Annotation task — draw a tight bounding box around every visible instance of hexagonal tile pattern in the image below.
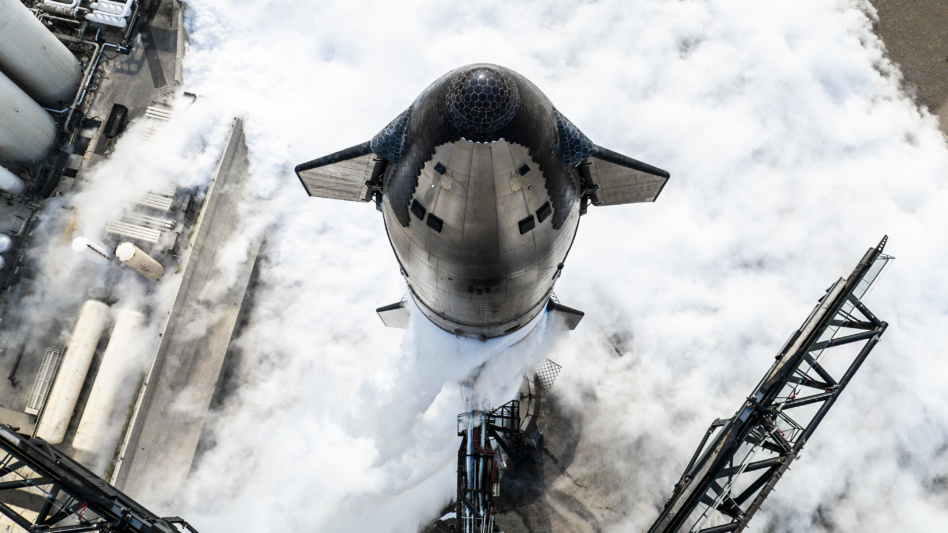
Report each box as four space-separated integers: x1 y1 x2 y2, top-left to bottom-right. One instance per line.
447 67 519 134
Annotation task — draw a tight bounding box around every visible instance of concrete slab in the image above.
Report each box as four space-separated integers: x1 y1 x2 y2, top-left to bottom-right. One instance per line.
109 118 261 506
83 0 182 167
870 0 948 134
0 407 33 435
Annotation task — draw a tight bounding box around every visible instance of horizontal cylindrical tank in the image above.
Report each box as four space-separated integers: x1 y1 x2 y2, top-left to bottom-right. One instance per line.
73 308 144 457
36 300 110 444
0 71 56 164
85 12 127 28
0 0 82 106
90 0 132 17
72 236 112 265
0 166 26 196
0 234 11 253
115 242 163 280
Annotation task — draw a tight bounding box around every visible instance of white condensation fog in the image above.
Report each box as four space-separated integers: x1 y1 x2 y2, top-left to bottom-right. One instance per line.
164 0 948 531
11 103 231 386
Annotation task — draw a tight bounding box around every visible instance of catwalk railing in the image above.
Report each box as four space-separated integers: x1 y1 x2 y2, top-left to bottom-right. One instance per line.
0 425 197 532
647 236 892 533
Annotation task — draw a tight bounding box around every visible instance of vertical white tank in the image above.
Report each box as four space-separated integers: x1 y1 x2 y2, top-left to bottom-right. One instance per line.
72 236 112 266
0 0 81 106
115 242 164 280
0 234 11 253
0 71 56 163
36 300 110 444
0 165 25 195
72 308 144 458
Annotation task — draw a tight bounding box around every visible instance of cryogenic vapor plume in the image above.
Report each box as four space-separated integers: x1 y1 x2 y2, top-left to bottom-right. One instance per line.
7 101 233 363
148 0 948 531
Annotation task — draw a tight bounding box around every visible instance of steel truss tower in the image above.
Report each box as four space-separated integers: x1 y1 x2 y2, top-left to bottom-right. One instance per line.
0 425 198 532
647 237 892 533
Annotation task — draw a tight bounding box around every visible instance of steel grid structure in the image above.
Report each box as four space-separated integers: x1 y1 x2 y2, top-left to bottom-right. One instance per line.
456 400 538 533
526 359 562 393
647 237 892 533
0 425 197 533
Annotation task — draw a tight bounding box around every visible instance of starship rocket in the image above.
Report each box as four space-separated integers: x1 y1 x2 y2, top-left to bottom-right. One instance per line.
297 64 669 339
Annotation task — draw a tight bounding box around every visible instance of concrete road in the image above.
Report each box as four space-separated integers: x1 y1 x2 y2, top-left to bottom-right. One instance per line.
870 0 948 132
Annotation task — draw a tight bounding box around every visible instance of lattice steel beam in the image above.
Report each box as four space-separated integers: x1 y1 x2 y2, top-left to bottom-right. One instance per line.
0 426 198 533
648 237 892 533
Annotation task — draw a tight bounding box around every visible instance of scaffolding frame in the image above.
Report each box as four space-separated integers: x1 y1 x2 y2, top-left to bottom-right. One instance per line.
647 237 892 533
0 425 197 533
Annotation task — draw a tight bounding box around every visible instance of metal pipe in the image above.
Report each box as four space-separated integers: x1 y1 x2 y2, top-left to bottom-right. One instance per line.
782 391 834 409
471 429 495 456
463 412 474 532
0 498 32 530
474 439 481 516
733 466 778 505
683 423 720 483
802 354 837 387
819 329 879 350
41 27 101 119
717 457 782 479
0 478 50 491
698 523 740 533
855 300 883 327
478 412 486 512
36 12 83 25
43 0 80 9
87 0 138 30
115 1 140 52
35 485 60 526
465 414 474 491
796 329 885 451
90 0 133 16
61 40 102 131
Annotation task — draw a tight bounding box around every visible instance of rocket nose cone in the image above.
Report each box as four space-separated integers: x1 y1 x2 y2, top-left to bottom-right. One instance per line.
447 66 519 135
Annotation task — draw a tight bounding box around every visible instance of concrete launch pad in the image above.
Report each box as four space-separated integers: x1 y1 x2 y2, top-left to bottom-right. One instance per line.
870 0 948 134
0 1 943 532
110 119 259 504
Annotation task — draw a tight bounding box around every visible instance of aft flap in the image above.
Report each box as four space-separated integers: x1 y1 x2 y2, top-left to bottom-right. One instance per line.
584 145 670 206
377 300 410 329
546 299 584 330
295 141 382 202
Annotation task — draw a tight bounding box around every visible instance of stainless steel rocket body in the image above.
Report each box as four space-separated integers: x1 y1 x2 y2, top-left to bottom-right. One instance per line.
296 64 669 338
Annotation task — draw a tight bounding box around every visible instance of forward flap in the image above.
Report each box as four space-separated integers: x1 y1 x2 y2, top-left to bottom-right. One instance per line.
296 141 382 202
583 145 670 206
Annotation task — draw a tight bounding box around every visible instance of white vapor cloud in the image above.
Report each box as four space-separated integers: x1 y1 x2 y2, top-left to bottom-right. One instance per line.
3 100 230 391
88 0 948 531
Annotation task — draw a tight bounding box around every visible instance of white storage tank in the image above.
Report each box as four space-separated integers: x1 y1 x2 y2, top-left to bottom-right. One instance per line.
36 300 110 444
72 236 112 266
0 71 56 163
0 165 26 196
72 308 144 459
0 0 82 106
115 242 164 280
